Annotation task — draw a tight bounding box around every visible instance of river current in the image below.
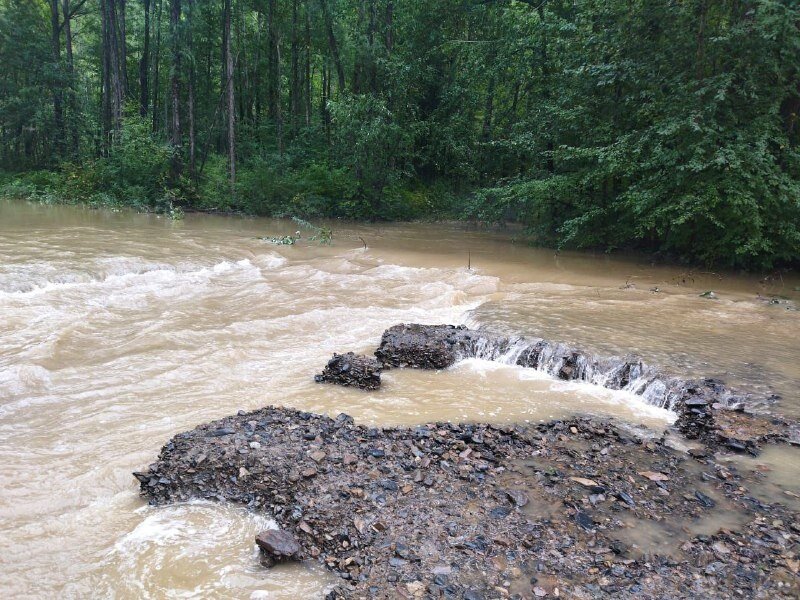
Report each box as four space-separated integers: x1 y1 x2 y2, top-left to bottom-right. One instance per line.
1 199 798 598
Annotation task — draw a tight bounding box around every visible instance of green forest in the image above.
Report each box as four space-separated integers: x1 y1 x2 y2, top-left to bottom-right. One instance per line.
1 0 798 268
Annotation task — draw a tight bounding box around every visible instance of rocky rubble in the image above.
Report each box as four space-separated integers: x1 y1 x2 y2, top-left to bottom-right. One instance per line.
315 352 382 390
374 324 491 370
136 406 800 599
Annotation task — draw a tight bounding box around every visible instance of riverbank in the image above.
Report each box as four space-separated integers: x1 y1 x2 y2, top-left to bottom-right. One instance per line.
5 170 800 273
0 167 461 224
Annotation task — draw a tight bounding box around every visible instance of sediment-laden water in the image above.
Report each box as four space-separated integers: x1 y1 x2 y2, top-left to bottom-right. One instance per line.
1 199 798 598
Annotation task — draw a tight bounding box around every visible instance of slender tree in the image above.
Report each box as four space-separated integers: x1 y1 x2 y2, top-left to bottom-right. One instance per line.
223 0 236 189
48 0 64 157
139 0 150 116
168 0 181 180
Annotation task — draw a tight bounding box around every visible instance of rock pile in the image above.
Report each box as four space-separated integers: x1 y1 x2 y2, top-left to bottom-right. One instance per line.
136 406 800 599
315 352 382 390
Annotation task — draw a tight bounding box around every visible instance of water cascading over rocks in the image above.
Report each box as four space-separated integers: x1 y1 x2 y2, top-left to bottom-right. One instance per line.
330 324 786 452
375 324 727 410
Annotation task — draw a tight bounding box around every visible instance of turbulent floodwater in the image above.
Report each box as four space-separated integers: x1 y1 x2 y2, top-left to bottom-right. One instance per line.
1 199 799 598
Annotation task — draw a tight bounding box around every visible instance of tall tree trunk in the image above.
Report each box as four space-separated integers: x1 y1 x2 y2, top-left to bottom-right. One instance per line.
187 0 196 178
319 0 345 93
235 0 249 122
352 1 364 93
152 0 163 132
107 0 125 124
139 0 150 116
100 0 112 149
169 0 181 181
267 0 277 120
224 0 236 190
119 0 128 96
49 0 64 158
275 34 283 155
220 0 228 152
305 4 312 127
695 0 707 81
62 0 78 155
290 0 299 132
367 0 376 92
254 9 263 124
385 1 393 53
101 0 124 143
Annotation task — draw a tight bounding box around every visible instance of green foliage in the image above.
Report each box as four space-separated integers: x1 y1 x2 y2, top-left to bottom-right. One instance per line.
292 216 332 244
0 0 798 268
259 234 298 245
329 95 415 212
466 0 800 269
234 157 361 218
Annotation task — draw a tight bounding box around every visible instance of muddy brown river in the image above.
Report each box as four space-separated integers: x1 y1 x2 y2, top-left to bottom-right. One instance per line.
1 199 799 598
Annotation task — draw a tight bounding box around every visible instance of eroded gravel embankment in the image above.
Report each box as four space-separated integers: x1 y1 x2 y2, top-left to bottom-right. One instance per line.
136 324 799 599
137 406 799 599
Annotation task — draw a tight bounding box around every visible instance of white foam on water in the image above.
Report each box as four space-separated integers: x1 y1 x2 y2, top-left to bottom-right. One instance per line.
101 502 333 599
0 256 265 298
452 358 675 423
0 364 52 400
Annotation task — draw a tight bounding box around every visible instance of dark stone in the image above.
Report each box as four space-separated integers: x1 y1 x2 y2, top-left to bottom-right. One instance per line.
255 529 302 566
315 352 382 390
688 447 708 459
610 540 628 555
209 427 236 436
375 324 496 370
684 398 709 408
505 489 529 507
575 511 595 530
726 440 748 453
694 491 716 508
615 491 636 507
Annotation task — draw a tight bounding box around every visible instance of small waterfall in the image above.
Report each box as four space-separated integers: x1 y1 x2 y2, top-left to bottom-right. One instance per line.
378 324 770 415
455 331 680 410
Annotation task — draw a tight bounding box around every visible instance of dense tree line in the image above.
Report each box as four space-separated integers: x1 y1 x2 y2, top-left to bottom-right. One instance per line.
0 0 798 267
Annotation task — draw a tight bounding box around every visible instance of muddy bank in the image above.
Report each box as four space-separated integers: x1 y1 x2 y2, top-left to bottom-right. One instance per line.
136 406 800 599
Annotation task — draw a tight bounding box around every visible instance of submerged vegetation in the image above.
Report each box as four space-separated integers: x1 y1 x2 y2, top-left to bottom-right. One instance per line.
0 0 798 268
